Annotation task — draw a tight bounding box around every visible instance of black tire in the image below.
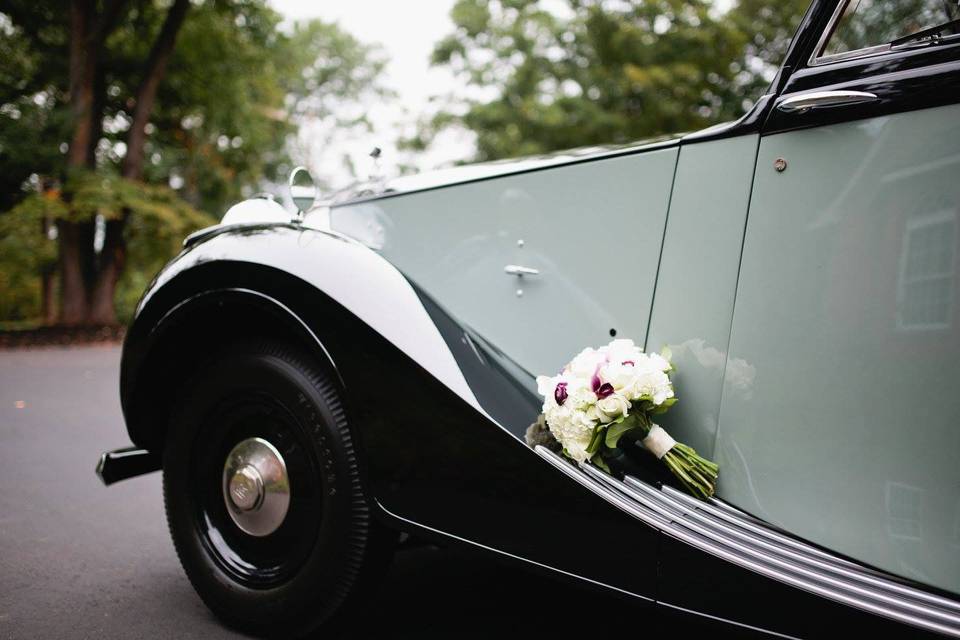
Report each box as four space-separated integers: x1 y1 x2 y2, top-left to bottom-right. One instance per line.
163 341 395 638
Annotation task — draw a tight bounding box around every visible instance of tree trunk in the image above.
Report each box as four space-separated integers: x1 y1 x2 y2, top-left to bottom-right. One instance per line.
59 0 100 324
84 0 191 325
56 220 95 325
40 215 56 323
67 0 98 170
87 220 124 325
122 0 190 180
58 0 187 326
41 269 57 324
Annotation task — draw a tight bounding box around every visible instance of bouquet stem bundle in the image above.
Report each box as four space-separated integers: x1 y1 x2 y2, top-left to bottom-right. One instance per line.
659 442 719 500
600 413 718 499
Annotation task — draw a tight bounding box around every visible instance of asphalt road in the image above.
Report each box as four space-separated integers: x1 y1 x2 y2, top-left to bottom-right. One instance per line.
0 345 742 639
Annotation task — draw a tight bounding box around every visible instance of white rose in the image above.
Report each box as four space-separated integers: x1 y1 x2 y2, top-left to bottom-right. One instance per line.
565 347 606 378
647 352 672 372
632 369 675 405
596 392 630 421
601 338 644 365
651 381 674 405
565 377 595 409
599 362 637 396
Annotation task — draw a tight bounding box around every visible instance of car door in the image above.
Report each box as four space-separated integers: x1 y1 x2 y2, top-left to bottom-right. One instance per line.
330 148 677 380
329 145 677 599
695 0 960 624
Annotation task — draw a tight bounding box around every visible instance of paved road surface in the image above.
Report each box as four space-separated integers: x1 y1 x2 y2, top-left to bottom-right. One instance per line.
0 345 737 639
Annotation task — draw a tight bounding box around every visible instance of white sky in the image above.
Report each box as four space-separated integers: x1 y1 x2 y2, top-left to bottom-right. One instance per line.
269 0 474 189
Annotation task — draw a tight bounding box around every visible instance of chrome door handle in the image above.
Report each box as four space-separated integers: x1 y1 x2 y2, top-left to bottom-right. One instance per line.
776 90 878 113
504 264 540 277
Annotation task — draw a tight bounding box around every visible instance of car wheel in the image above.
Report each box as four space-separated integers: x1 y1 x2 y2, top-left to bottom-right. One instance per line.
162 341 395 637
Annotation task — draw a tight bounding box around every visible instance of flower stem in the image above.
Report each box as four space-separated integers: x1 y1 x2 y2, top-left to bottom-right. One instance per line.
663 445 718 499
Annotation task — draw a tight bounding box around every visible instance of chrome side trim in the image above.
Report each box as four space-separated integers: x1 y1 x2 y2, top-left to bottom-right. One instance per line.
776 90 879 113
534 446 960 638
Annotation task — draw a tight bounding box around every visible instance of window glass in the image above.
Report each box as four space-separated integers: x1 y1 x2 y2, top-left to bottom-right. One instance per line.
823 0 960 57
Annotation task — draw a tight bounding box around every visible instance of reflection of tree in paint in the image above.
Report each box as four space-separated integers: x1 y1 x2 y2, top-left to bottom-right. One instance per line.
824 0 960 57
671 338 756 400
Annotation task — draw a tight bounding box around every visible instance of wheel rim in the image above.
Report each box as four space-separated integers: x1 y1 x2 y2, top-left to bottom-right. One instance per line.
222 437 290 537
191 395 323 587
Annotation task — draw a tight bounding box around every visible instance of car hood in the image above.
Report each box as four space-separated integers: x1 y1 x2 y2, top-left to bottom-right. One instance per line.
329 132 683 205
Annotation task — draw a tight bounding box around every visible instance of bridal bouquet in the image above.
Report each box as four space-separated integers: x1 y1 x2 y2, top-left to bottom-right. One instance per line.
533 339 718 499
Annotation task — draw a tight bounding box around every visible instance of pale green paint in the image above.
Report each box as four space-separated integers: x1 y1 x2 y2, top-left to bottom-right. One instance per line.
331 148 678 377
717 103 960 595
645 135 759 457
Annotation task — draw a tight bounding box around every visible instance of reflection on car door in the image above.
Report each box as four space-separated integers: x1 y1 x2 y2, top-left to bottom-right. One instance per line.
715 8 960 598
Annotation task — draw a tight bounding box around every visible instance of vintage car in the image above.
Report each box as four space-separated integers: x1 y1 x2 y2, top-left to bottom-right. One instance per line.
97 0 960 637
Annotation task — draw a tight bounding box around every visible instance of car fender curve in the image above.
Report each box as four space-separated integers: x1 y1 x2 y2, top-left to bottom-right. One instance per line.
120 223 667 605
139 225 484 415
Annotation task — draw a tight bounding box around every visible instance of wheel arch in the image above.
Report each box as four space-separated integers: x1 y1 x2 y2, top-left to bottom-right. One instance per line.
121 282 344 455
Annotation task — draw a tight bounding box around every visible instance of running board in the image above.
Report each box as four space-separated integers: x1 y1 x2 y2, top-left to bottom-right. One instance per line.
534 445 960 638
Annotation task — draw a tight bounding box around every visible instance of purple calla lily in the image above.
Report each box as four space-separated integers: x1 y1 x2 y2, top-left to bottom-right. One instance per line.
554 382 568 406
591 367 615 399
595 382 614 399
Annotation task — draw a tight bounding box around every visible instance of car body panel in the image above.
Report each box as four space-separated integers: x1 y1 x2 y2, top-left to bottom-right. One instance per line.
717 102 960 595
645 134 760 458
331 147 679 378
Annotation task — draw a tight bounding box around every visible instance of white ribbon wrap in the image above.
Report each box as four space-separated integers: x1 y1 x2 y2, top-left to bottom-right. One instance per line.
642 424 676 459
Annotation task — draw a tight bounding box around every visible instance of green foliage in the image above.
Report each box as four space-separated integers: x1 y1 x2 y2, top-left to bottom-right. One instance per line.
0 196 57 321
823 0 949 55
419 0 809 161
0 1 387 323
2 171 213 322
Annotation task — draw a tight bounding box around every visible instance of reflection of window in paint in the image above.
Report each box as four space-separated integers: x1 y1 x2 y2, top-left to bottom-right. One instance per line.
954 502 960 548
897 210 956 330
885 482 923 541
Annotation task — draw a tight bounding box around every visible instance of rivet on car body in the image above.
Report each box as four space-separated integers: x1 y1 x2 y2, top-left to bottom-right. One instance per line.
517 239 524 247
516 289 523 297
774 157 787 172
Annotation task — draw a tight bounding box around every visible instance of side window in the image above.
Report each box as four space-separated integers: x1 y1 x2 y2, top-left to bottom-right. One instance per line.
820 0 960 59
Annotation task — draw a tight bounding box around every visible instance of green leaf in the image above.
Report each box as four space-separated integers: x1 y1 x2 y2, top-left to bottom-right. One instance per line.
586 424 605 455
605 417 639 448
591 454 611 474
650 396 678 414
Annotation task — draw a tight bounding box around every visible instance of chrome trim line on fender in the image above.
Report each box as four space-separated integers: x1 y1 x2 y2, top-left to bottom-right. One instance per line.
534 446 960 638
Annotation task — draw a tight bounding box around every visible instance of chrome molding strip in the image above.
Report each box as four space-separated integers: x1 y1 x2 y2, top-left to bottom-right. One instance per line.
534 446 960 638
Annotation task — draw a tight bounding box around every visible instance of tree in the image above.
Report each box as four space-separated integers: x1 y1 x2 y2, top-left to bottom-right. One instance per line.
415 0 808 161
0 1 388 325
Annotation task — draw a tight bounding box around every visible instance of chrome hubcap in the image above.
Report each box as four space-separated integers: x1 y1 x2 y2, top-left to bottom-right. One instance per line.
222 437 290 537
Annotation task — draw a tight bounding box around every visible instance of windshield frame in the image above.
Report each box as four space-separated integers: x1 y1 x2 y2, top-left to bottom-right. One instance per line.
809 0 960 66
